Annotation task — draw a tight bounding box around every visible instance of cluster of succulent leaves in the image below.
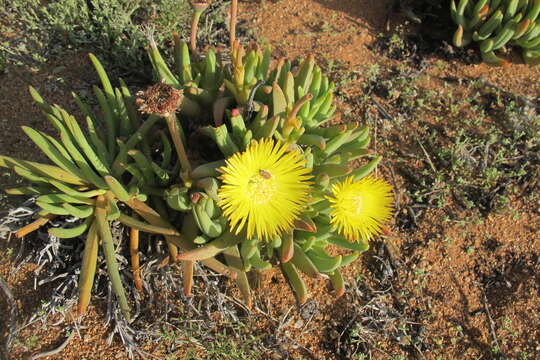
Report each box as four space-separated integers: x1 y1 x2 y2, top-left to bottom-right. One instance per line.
0 35 382 317
451 0 540 66
149 37 383 305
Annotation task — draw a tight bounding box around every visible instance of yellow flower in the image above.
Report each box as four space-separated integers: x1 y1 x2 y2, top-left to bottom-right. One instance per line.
326 176 394 242
218 138 312 240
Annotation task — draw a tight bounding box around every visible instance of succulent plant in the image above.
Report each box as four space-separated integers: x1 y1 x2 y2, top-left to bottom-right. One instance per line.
1 0 394 316
0 54 236 320
143 24 395 304
451 0 540 66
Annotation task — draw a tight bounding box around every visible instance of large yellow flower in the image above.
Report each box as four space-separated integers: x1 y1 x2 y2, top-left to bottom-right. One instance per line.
217 138 313 240
326 176 394 242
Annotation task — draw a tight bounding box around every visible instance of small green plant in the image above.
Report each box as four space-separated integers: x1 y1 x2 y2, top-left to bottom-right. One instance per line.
451 0 540 66
1 0 394 317
0 50 7 74
24 335 40 350
0 0 217 77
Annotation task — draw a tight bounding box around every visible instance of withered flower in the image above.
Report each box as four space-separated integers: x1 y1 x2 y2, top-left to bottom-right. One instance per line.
189 0 212 12
136 83 183 115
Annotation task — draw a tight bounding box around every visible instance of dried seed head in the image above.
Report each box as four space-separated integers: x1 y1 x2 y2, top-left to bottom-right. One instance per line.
189 0 211 12
136 83 183 115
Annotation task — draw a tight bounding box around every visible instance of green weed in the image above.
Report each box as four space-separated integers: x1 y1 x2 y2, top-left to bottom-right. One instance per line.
0 50 7 73
158 321 263 360
361 64 540 223
0 0 227 80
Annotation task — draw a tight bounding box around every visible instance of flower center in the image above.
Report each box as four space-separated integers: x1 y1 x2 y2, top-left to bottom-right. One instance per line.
352 195 364 215
246 170 276 204
338 193 364 217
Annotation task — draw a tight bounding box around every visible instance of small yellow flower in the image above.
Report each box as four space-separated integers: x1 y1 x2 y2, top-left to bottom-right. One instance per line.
218 138 313 240
326 176 394 242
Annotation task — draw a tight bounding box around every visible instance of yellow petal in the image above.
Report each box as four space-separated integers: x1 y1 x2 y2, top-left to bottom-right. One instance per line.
218 138 313 240
326 176 394 242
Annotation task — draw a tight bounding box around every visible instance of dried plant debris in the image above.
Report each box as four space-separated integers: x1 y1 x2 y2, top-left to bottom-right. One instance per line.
0 202 266 359
0 274 18 358
136 84 183 115
318 242 425 359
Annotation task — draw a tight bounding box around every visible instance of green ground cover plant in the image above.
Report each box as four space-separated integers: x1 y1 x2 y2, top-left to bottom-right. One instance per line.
0 0 228 79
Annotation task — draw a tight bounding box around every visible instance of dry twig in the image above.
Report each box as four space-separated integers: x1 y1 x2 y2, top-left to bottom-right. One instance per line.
30 331 75 360
482 289 501 355
0 275 17 357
